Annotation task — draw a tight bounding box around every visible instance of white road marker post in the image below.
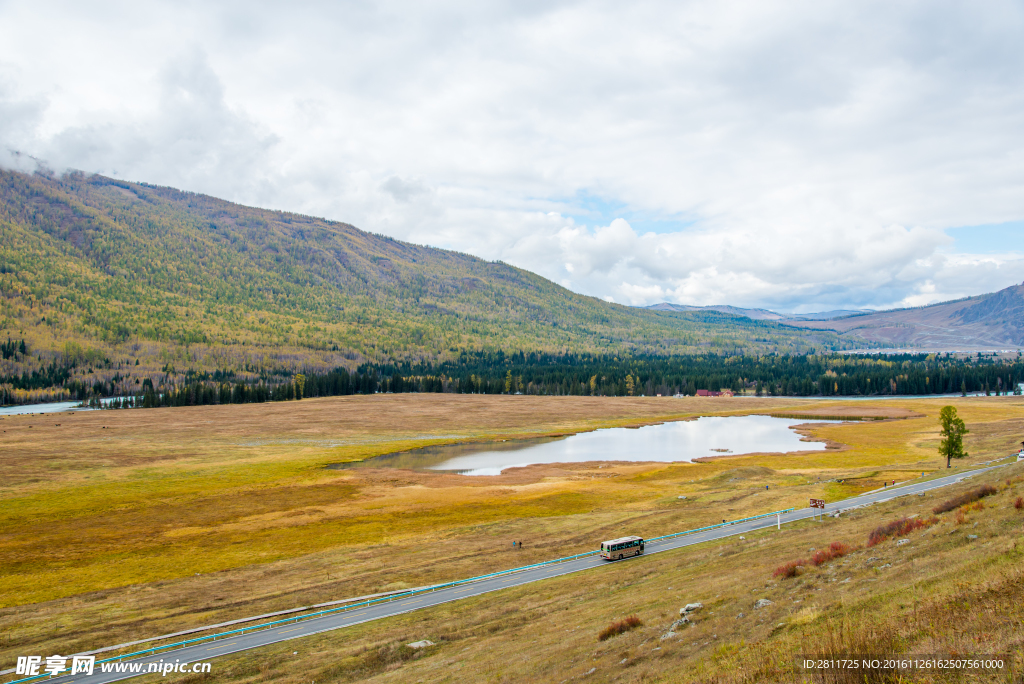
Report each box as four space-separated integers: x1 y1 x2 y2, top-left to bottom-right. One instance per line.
777 512 780 530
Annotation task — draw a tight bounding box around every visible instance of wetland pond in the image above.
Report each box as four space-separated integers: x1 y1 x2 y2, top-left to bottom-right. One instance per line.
335 415 840 476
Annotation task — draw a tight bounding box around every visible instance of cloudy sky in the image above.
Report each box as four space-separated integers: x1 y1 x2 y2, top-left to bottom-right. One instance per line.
2 1 1023 312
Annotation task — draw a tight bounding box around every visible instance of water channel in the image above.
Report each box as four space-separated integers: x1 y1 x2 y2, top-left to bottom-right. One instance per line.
335 415 841 476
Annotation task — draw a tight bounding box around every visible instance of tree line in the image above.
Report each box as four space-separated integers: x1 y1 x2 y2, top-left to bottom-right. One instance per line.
365 351 1024 398
38 350 1023 410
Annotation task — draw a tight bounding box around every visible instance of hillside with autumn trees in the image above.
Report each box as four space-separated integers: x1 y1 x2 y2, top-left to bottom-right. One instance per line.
0 169 850 404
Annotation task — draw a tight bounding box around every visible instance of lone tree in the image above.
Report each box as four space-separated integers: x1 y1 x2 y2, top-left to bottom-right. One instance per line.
938 405 969 468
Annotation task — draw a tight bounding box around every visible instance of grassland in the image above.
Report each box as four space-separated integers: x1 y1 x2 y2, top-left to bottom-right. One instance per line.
149 461 1022 684
2 394 1023 681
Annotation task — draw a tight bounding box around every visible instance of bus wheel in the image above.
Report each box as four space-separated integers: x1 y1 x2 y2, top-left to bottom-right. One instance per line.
635 550 640 556
618 554 623 560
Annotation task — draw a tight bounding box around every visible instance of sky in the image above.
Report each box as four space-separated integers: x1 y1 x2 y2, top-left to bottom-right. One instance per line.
1 0 1023 313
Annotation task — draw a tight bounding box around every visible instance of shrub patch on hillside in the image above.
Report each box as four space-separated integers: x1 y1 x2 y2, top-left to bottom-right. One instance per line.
773 560 803 579
773 541 854 578
598 615 643 641
811 541 852 566
867 517 937 547
933 485 997 514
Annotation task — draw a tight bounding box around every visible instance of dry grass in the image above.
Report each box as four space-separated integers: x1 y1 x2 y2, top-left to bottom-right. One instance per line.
107 459 1024 684
933 484 999 514
598 615 643 641
773 560 804 579
866 517 937 547
3 394 1024 680
810 541 854 566
2 394 936 611
774 541 854 578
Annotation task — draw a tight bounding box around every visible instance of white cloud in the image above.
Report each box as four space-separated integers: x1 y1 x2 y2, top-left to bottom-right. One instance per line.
1 0 1023 311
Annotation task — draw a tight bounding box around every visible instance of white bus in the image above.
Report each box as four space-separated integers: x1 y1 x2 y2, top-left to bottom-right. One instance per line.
600 535 644 560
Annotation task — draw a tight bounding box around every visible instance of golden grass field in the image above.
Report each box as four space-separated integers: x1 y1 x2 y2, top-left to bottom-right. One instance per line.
1 394 1023 682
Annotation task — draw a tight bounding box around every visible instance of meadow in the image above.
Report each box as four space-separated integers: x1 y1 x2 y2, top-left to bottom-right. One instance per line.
1 393 1022 681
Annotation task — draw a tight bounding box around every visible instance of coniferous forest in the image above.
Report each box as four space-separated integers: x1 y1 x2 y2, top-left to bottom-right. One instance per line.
28 351 1023 411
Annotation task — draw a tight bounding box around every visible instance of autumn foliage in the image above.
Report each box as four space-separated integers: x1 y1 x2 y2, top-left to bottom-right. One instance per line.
867 517 937 547
932 485 997 514
773 541 854 578
598 615 643 641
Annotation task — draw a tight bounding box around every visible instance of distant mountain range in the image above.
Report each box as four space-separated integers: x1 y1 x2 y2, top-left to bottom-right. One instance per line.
648 283 1024 350
786 284 1024 349
645 303 872 322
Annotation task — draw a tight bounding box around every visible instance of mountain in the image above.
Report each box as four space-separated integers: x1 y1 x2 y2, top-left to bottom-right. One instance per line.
783 310 874 321
646 303 872 322
648 286 1024 350
785 284 1024 349
0 169 846 398
645 303 787 321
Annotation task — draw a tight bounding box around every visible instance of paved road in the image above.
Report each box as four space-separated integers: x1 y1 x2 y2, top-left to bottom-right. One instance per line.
12 463 1012 684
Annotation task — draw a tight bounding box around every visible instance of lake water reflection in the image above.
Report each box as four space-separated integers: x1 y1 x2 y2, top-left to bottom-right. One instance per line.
0 400 86 416
337 415 838 476
0 398 115 416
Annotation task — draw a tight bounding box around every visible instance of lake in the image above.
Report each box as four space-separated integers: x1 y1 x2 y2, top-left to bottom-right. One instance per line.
0 398 116 416
335 415 839 476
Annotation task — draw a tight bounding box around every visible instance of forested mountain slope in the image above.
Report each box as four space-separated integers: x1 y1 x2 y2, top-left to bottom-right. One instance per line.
0 170 841 401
